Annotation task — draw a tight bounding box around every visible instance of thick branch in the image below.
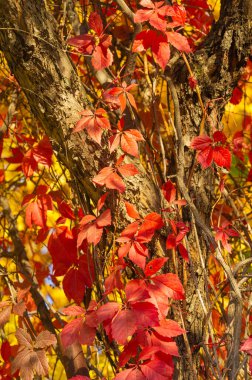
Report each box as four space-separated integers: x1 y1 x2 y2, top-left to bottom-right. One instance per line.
0 0 163 221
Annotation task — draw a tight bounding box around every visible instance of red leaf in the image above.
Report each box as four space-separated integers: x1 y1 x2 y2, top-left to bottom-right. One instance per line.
166 234 176 249
114 368 145 380
23 188 53 229
153 273 185 300
240 337 252 355
162 180 176 203
134 0 170 31
230 86 243 105
93 167 126 193
105 267 124 293
166 31 191 53
138 213 164 242
63 267 86 303
79 322 96 345
141 358 171 380
63 306 85 316
96 302 120 323
153 319 185 338
125 201 140 219
212 146 231 169
144 258 168 277
121 129 144 157
132 301 159 328
73 108 110 145
88 12 103 36
128 242 148 269
33 136 53 167
61 318 83 348
97 192 108 211
117 163 139 177
112 309 136 344
125 279 150 303
96 209 111 227
197 146 213 169
190 135 212 150
213 131 227 143
48 227 77 276
92 42 113 71
177 243 189 262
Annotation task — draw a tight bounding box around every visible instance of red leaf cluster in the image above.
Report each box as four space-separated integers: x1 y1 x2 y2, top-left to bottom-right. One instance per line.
48 227 94 303
68 12 113 70
22 185 53 229
77 209 111 247
11 328 56 380
190 131 232 169
103 82 138 112
93 156 139 193
73 108 110 145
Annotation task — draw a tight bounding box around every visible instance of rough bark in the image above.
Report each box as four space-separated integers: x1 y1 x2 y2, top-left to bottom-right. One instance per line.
0 0 251 379
171 1 251 378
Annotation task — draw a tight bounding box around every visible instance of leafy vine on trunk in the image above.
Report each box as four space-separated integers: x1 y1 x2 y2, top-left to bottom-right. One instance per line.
0 1 251 379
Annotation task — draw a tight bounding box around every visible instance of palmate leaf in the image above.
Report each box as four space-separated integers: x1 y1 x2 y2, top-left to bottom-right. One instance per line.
111 309 137 345
77 209 111 246
109 129 144 157
191 132 231 169
73 108 110 145
134 0 170 31
153 319 185 338
22 185 53 229
12 328 56 380
93 166 126 193
48 226 78 276
68 12 113 70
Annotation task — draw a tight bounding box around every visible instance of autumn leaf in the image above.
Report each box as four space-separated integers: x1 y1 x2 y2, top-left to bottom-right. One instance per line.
12 328 56 380
153 319 186 338
22 185 53 228
103 82 138 113
111 309 136 345
22 136 53 177
93 166 126 193
240 337 252 355
73 108 110 145
191 131 231 169
144 258 168 277
214 222 239 252
166 31 191 53
134 0 170 31
93 157 138 193
68 12 113 70
48 226 78 276
0 303 12 327
109 128 144 157
77 209 111 246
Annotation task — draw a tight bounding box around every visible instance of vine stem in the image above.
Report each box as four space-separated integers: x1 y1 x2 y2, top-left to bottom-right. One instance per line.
182 53 206 135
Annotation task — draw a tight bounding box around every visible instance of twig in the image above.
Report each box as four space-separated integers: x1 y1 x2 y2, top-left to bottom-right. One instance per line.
114 0 142 81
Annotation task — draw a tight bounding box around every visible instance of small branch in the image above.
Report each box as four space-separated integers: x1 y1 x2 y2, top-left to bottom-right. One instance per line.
114 0 142 81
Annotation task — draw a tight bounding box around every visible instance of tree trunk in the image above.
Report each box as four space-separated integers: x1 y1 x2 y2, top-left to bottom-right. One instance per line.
0 0 251 378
